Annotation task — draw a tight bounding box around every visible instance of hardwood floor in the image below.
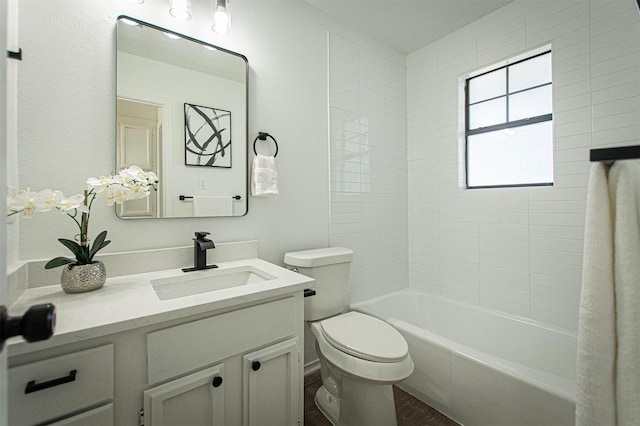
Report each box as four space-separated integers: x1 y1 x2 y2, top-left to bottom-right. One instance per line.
304 371 458 426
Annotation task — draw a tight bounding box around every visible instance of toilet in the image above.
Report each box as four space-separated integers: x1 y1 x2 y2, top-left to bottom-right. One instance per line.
284 247 414 426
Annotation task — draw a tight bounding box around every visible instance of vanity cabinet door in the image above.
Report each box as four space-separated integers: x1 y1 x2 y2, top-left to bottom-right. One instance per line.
243 338 300 426
143 364 225 426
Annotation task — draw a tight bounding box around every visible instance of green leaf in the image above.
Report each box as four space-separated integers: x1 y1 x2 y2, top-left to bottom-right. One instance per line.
89 231 111 261
89 231 107 257
57 238 90 264
44 257 74 269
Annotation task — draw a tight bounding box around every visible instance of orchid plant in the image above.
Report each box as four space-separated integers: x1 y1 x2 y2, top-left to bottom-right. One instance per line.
7 166 158 269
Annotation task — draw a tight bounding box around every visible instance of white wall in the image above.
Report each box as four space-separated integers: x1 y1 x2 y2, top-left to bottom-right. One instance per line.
407 0 640 331
10 0 379 267
328 33 409 304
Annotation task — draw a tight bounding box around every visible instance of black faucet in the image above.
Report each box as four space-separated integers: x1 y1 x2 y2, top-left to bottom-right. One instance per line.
182 232 218 272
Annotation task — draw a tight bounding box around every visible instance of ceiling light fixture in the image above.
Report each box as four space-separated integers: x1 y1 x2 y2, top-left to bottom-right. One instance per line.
169 0 192 21
212 0 231 35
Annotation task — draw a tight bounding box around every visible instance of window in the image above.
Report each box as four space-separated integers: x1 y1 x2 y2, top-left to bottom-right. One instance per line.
465 50 553 189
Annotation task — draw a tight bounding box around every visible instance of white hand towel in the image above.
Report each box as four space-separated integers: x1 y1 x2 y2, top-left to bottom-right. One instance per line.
192 196 233 217
576 163 616 426
251 154 279 197
608 159 640 425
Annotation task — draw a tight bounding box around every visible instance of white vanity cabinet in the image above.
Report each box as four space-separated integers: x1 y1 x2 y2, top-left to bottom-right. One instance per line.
144 296 301 426
143 337 300 426
8 292 304 426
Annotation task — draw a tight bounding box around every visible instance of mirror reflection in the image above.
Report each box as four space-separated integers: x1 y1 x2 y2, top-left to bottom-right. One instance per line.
116 16 248 218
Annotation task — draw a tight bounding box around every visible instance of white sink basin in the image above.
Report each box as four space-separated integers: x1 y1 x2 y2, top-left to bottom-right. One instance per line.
151 266 276 300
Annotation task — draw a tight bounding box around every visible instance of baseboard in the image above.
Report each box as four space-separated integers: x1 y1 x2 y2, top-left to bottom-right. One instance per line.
304 359 320 376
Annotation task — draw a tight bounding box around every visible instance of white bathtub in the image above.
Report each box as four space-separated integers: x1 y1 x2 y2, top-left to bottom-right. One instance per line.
351 289 576 426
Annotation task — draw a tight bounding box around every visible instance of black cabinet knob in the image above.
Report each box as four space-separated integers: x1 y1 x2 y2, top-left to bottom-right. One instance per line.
211 376 223 388
251 361 261 371
0 304 56 352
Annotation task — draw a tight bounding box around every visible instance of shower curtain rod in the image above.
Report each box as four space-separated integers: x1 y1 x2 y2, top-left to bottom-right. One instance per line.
589 145 640 163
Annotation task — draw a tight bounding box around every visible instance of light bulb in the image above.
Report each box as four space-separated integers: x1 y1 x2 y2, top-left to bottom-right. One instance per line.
213 8 230 34
169 0 192 20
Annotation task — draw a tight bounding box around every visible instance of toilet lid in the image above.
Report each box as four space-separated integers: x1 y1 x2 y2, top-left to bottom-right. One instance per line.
320 311 408 363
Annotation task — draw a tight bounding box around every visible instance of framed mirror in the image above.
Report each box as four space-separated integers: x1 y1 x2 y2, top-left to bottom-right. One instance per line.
116 16 248 218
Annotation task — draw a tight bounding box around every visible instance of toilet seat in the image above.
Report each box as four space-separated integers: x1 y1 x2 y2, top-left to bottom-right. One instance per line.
310 318 414 383
320 311 409 363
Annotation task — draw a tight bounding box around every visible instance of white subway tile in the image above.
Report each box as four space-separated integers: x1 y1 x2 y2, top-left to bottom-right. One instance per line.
531 295 579 318
480 268 530 294
592 96 640 119
591 37 640 65
555 134 592 150
530 309 578 331
592 112 640 133
480 296 530 317
529 223 585 240
440 287 480 305
531 271 582 293
529 199 586 213
555 93 591 113
592 125 640 146
530 260 582 279
479 285 530 308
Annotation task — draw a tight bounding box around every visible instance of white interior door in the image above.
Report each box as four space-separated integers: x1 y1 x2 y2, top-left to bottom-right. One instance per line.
116 114 158 218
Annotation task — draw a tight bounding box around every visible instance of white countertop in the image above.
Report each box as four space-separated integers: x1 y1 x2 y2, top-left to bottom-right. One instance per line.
8 258 314 356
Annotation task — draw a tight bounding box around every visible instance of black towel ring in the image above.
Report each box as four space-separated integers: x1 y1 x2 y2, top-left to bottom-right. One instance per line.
253 132 279 158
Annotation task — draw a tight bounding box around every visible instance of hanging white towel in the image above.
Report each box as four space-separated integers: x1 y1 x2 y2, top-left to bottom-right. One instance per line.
576 163 616 426
251 154 279 196
576 159 640 426
192 196 233 217
608 160 640 425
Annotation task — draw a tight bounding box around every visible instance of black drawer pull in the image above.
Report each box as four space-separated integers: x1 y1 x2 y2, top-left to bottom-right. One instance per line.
251 361 261 371
25 369 77 394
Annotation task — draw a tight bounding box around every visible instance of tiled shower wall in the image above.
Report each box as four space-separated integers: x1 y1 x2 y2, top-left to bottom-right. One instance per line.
328 33 409 304
407 0 640 331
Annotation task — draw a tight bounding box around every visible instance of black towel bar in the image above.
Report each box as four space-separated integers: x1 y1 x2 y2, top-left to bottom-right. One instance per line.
590 145 640 163
179 195 242 200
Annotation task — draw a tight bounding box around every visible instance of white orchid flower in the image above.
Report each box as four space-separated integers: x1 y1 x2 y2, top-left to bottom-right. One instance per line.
59 194 88 212
146 171 159 185
87 175 113 193
6 164 157 228
9 191 40 217
119 167 138 185
38 189 64 212
128 183 150 199
105 186 128 206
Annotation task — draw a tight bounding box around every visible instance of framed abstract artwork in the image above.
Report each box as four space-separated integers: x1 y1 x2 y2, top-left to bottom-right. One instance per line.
184 103 232 168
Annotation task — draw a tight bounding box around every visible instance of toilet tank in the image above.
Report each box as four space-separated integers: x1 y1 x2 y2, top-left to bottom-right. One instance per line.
284 247 353 321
